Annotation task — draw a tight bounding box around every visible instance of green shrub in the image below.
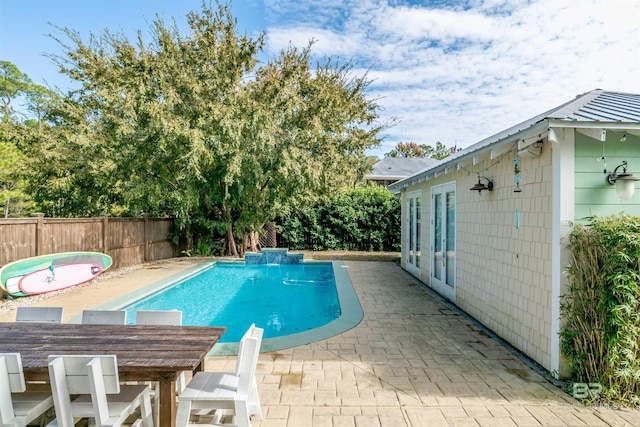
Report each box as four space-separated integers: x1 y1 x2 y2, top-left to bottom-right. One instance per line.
277 186 400 252
181 236 222 257
560 214 640 407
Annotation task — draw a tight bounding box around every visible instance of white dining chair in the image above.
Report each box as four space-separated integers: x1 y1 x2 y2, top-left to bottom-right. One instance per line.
0 353 54 427
47 354 154 427
81 309 127 324
135 310 185 426
176 324 263 427
135 310 182 326
15 306 64 323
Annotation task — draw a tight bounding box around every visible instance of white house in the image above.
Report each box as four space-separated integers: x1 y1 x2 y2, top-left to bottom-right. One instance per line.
388 89 640 377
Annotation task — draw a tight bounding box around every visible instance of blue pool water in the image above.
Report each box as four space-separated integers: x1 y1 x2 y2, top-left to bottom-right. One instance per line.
122 262 340 342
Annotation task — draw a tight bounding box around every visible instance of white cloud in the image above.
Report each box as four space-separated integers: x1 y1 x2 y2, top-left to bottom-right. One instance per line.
266 27 364 58
372 7 498 42
265 0 640 157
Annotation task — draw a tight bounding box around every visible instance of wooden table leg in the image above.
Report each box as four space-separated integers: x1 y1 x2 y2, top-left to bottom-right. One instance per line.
159 379 177 427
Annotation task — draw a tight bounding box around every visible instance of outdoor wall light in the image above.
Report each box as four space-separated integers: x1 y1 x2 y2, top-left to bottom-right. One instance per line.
470 176 493 192
607 161 639 200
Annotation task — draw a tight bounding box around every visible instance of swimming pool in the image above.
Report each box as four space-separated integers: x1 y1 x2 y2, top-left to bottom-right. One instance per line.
122 262 340 342
90 260 363 354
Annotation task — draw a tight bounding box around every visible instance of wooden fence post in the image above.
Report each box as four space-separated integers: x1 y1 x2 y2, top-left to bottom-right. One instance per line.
101 215 109 255
144 216 149 262
30 213 44 256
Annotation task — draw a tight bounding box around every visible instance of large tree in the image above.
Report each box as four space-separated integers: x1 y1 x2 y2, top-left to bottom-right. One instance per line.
0 61 33 122
0 126 26 217
0 61 61 217
421 141 453 160
385 141 424 158
385 141 452 160
35 1 382 256
231 44 381 251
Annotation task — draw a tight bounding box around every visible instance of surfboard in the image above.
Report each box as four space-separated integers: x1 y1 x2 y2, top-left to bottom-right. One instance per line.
0 252 112 297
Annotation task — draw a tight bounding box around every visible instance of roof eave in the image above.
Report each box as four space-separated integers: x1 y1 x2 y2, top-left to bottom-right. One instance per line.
389 119 549 194
366 175 408 181
547 119 640 130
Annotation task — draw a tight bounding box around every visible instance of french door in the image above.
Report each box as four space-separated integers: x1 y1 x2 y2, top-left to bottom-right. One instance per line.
430 182 456 301
406 191 422 277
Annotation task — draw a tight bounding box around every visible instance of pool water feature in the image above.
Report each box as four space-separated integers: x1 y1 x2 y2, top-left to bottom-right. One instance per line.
95 260 363 355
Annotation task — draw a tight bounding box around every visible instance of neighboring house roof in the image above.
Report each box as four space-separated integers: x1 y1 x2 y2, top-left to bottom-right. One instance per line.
389 89 640 192
367 157 439 181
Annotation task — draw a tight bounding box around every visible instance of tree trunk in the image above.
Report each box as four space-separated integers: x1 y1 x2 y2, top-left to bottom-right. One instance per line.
3 195 9 218
222 199 239 257
226 226 239 257
249 231 259 252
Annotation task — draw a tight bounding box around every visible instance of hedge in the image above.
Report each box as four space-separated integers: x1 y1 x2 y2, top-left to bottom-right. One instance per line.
276 186 400 252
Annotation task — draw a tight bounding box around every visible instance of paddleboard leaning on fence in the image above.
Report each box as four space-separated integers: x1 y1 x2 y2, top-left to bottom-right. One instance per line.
0 252 112 297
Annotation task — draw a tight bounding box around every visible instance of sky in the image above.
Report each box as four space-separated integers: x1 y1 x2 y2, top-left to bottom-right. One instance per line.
1 0 639 158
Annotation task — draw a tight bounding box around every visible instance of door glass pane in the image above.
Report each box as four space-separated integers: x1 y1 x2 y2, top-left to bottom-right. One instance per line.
433 193 442 280
408 199 414 264
415 197 421 268
445 191 455 287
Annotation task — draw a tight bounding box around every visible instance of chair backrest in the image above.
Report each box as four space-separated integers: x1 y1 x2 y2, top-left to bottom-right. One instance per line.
235 324 263 375
235 325 263 398
0 353 26 424
16 306 64 323
48 355 120 427
136 310 186 395
81 309 127 324
236 336 261 399
136 310 182 326
0 353 26 393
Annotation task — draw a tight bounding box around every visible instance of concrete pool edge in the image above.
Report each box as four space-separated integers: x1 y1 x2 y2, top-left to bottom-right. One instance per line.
76 260 364 355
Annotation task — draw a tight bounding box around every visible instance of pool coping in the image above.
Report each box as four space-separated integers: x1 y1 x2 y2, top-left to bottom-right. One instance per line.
73 260 363 356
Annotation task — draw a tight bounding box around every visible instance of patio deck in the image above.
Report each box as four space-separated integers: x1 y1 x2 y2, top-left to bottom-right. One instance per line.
1 258 639 426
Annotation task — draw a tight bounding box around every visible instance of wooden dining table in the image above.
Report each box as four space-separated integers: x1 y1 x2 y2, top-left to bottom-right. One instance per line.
0 322 226 427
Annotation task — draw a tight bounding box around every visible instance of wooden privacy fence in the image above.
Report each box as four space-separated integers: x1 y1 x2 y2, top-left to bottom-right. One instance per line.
0 214 176 269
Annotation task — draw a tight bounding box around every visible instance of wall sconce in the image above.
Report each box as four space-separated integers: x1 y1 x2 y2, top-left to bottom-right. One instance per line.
607 161 639 200
470 176 493 192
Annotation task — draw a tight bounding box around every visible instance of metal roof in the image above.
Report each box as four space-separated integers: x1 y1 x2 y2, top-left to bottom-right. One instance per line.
389 89 640 192
549 90 640 122
367 157 439 179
